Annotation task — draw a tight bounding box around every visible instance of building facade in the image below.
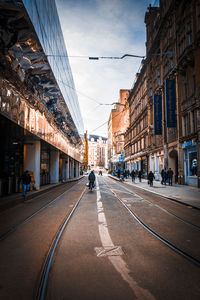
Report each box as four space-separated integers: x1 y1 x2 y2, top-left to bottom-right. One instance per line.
124 63 149 176
107 89 130 171
124 0 200 187
0 0 84 195
88 135 107 169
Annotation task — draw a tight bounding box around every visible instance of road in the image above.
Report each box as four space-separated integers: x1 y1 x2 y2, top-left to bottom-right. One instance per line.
0 175 200 300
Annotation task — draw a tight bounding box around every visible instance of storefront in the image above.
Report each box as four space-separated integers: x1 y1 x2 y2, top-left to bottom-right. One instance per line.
149 151 164 180
182 141 197 186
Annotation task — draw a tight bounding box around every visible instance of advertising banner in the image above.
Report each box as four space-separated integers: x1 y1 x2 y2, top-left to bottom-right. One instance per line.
165 79 176 127
153 94 162 135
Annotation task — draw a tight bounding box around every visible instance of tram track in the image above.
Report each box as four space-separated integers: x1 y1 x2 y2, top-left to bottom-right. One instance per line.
0 179 84 241
108 177 200 230
35 187 86 300
109 175 200 211
104 178 200 268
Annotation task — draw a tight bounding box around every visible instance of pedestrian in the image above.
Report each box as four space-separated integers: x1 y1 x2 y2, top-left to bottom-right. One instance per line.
148 171 155 186
123 169 126 181
127 169 130 178
138 170 142 182
21 170 31 198
161 168 167 185
131 169 135 183
117 169 120 179
167 168 173 186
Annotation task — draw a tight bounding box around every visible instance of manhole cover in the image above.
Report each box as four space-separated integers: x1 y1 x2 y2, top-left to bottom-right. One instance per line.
94 246 124 257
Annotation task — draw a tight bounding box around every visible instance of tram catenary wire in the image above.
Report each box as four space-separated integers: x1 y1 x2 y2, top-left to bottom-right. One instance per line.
0 179 84 241
107 177 200 231
103 178 200 268
35 188 86 300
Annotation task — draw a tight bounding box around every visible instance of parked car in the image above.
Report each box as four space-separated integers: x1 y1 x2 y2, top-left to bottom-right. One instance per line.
83 170 88 175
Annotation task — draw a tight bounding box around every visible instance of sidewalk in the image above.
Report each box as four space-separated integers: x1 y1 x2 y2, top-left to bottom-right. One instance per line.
0 176 83 212
108 175 200 209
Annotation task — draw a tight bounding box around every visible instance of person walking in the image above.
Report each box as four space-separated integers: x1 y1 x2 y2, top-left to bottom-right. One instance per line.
148 171 155 187
161 168 167 185
131 169 135 183
138 170 142 182
167 168 173 186
117 169 121 179
88 170 95 191
21 170 31 198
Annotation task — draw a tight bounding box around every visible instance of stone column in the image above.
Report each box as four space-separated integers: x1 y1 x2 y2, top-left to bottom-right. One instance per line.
61 158 66 181
71 159 75 179
66 156 69 179
50 149 59 184
24 140 41 190
154 153 159 180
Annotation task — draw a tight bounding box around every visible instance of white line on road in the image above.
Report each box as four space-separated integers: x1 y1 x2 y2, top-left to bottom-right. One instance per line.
96 178 155 300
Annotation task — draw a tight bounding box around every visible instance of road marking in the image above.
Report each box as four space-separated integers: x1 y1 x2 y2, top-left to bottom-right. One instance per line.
96 178 155 300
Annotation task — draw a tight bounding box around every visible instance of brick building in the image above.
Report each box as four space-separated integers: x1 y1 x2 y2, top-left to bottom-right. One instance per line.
124 0 200 187
107 90 130 171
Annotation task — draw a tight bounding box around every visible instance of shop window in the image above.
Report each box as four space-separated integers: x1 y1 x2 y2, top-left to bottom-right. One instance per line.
189 151 197 176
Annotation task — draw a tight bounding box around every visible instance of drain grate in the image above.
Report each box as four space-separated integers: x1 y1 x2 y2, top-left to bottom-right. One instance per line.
94 246 124 257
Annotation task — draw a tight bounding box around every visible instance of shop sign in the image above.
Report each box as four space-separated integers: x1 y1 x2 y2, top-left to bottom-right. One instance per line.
153 94 162 135
182 141 197 149
165 79 176 127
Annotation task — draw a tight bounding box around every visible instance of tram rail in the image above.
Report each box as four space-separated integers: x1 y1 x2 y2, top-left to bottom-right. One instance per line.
104 179 200 268
35 188 86 300
108 177 200 229
0 179 84 241
109 175 200 211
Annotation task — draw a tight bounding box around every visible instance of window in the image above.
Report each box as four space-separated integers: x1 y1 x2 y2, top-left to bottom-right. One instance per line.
171 57 175 69
189 151 197 176
190 110 197 133
158 69 161 86
169 25 173 38
188 23 192 45
192 74 196 95
183 114 188 136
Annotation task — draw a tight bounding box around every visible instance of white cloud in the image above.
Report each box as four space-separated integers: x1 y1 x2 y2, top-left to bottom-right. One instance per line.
56 0 150 136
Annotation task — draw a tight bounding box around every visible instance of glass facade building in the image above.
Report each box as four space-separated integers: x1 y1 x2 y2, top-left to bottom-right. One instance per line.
22 0 84 137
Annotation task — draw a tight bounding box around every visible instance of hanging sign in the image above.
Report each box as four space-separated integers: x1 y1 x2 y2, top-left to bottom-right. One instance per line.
153 94 162 135
165 79 176 127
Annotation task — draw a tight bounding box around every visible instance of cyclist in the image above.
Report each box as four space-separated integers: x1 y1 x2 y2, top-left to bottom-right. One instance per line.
88 170 95 191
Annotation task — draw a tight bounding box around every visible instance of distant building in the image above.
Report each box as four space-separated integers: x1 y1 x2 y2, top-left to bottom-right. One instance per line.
107 89 130 171
88 135 107 168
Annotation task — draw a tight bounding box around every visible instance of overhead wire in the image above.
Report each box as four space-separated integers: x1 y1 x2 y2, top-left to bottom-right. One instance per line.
89 105 127 134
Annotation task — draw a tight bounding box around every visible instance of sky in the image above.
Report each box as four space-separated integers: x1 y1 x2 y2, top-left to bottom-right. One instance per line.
56 0 157 137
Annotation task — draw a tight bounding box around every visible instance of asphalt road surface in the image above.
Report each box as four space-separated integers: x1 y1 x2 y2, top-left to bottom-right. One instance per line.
0 175 200 300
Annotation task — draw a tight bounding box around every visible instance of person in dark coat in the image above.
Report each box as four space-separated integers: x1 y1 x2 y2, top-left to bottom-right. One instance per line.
148 171 155 186
117 169 121 179
88 170 96 191
161 168 167 185
167 168 173 186
131 169 135 182
138 170 142 182
21 170 31 197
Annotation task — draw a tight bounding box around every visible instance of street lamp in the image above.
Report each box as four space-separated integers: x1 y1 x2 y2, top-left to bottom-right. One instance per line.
88 51 176 60
89 54 145 60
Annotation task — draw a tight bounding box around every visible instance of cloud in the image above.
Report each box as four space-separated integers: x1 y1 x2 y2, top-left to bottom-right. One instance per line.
56 0 151 136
